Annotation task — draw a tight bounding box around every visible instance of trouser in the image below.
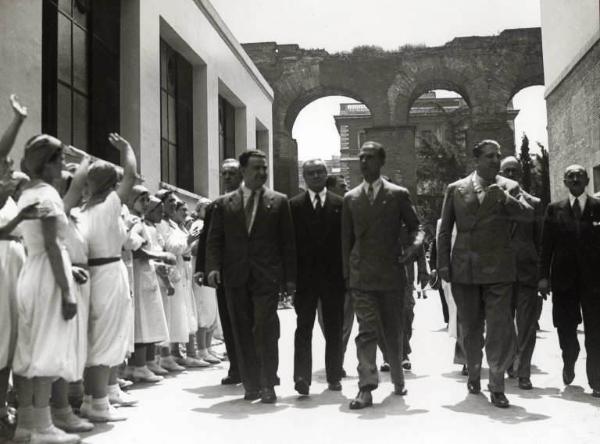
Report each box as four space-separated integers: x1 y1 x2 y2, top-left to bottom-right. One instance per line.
319 291 355 369
216 284 239 378
439 287 450 324
294 285 344 384
454 322 467 366
553 286 600 391
403 285 416 359
452 282 516 392
225 276 280 392
352 289 405 390
511 282 542 378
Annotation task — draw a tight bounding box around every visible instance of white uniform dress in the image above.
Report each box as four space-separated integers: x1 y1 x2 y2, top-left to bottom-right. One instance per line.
190 219 218 330
63 208 91 378
82 191 132 367
132 220 169 344
0 197 26 369
12 182 78 381
157 219 194 342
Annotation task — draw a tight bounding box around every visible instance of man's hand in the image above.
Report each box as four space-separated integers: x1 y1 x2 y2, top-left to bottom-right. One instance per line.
398 245 418 264
10 94 27 121
537 278 550 299
72 266 88 285
187 227 201 245
438 267 450 282
207 270 221 287
486 184 508 204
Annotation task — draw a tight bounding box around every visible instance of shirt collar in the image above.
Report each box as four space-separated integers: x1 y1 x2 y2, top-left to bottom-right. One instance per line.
362 177 383 193
241 183 264 197
308 187 327 203
569 193 587 208
472 171 495 190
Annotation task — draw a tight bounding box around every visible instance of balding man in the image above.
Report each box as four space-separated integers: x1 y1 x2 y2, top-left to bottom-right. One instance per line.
499 156 543 390
439 140 533 408
539 165 600 398
291 159 345 395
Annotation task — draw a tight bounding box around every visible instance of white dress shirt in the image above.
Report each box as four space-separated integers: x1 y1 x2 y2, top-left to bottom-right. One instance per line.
307 188 327 209
362 177 383 202
569 193 588 212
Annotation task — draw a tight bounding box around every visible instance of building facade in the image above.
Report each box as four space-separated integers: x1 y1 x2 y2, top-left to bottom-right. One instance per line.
0 0 274 202
540 0 600 198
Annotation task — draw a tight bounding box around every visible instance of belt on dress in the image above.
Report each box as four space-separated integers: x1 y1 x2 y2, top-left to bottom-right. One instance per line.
88 257 121 267
0 235 21 242
182 256 192 262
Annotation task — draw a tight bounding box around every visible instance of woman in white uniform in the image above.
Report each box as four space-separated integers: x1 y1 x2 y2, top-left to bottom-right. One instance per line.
79 133 137 423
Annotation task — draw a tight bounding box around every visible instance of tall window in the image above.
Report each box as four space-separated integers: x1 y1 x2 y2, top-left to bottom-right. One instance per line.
218 96 236 162
42 0 121 162
160 40 194 190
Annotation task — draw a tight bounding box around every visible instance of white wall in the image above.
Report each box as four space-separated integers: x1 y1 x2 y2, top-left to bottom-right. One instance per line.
541 0 600 95
120 0 274 199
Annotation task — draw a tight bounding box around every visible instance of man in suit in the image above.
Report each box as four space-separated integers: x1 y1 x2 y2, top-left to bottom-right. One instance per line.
291 159 345 395
194 158 243 385
499 156 543 390
538 165 600 398
438 140 533 408
206 150 296 403
342 141 424 410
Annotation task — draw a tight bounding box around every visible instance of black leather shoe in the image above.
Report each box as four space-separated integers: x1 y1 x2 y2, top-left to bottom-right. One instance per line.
294 379 310 395
461 365 468 376
518 377 533 390
328 381 342 391
380 362 390 372
592 390 600 398
349 390 373 410
394 384 407 396
563 363 575 385
490 391 510 408
260 387 277 404
221 375 241 385
402 359 411 370
467 380 481 394
244 390 260 401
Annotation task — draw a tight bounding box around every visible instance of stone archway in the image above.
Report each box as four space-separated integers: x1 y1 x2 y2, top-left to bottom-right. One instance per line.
244 28 544 196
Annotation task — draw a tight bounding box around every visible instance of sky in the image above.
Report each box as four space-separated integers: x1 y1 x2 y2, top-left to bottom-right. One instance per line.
211 0 547 160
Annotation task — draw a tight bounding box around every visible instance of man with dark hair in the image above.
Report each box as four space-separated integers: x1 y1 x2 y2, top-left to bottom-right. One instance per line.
438 139 533 408
291 159 345 395
206 150 296 404
342 141 424 409
539 165 600 398
194 158 243 385
325 174 348 197
499 156 543 390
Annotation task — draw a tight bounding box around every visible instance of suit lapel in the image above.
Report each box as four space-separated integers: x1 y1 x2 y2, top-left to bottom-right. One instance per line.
456 174 479 216
229 188 247 235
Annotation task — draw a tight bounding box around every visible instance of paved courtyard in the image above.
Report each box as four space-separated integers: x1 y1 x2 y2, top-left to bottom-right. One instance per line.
81 291 599 444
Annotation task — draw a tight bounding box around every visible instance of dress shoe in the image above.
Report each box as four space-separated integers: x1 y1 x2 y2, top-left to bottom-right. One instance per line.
108 384 138 407
380 362 390 372
260 387 277 404
349 390 373 410
402 359 411 370
394 384 407 396
177 356 211 368
52 407 94 433
592 390 600 398
221 375 241 385
243 390 260 401
147 361 169 376
159 356 186 372
328 381 342 391
131 366 163 383
80 397 126 423
461 365 468 376
563 362 575 385
197 351 221 364
467 380 481 394
518 377 533 390
294 379 310 396
490 391 510 408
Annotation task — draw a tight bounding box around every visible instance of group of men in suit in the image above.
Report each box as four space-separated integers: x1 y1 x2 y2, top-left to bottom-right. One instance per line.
198 137 600 410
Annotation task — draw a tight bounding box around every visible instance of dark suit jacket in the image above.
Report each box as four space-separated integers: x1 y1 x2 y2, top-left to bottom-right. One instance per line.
510 190 542 287
290 191 344 293
438 172 533 285
195 202 216 275
539 195 600 292
206 187 297 289
342 179 424 291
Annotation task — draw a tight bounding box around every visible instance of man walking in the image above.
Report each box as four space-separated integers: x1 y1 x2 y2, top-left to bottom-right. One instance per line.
438 140 532 408
499 156 543 390
342 141 424 410
538 165 600 398
195 158 243 385
206 150 296 403
291 159 345 395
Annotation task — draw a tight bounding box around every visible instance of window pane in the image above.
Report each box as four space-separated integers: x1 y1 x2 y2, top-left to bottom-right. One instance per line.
57 14 72 83
161 91 168 139
167 95 177 143
57 83 72 145
58 0 72 16
167 55 177 94
73 25 88 92
161 139 169 182
160 42 167 89
73 0 88 28
168 144 177 184
73 92 88 150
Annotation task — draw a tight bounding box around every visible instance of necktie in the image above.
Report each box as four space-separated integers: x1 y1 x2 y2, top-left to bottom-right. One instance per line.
367 184 375 204
314 193 322 212
245 190 256 233
572 198 582 220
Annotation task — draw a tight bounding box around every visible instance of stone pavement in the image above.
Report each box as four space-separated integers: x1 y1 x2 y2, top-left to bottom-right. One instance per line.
80 291 599 444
